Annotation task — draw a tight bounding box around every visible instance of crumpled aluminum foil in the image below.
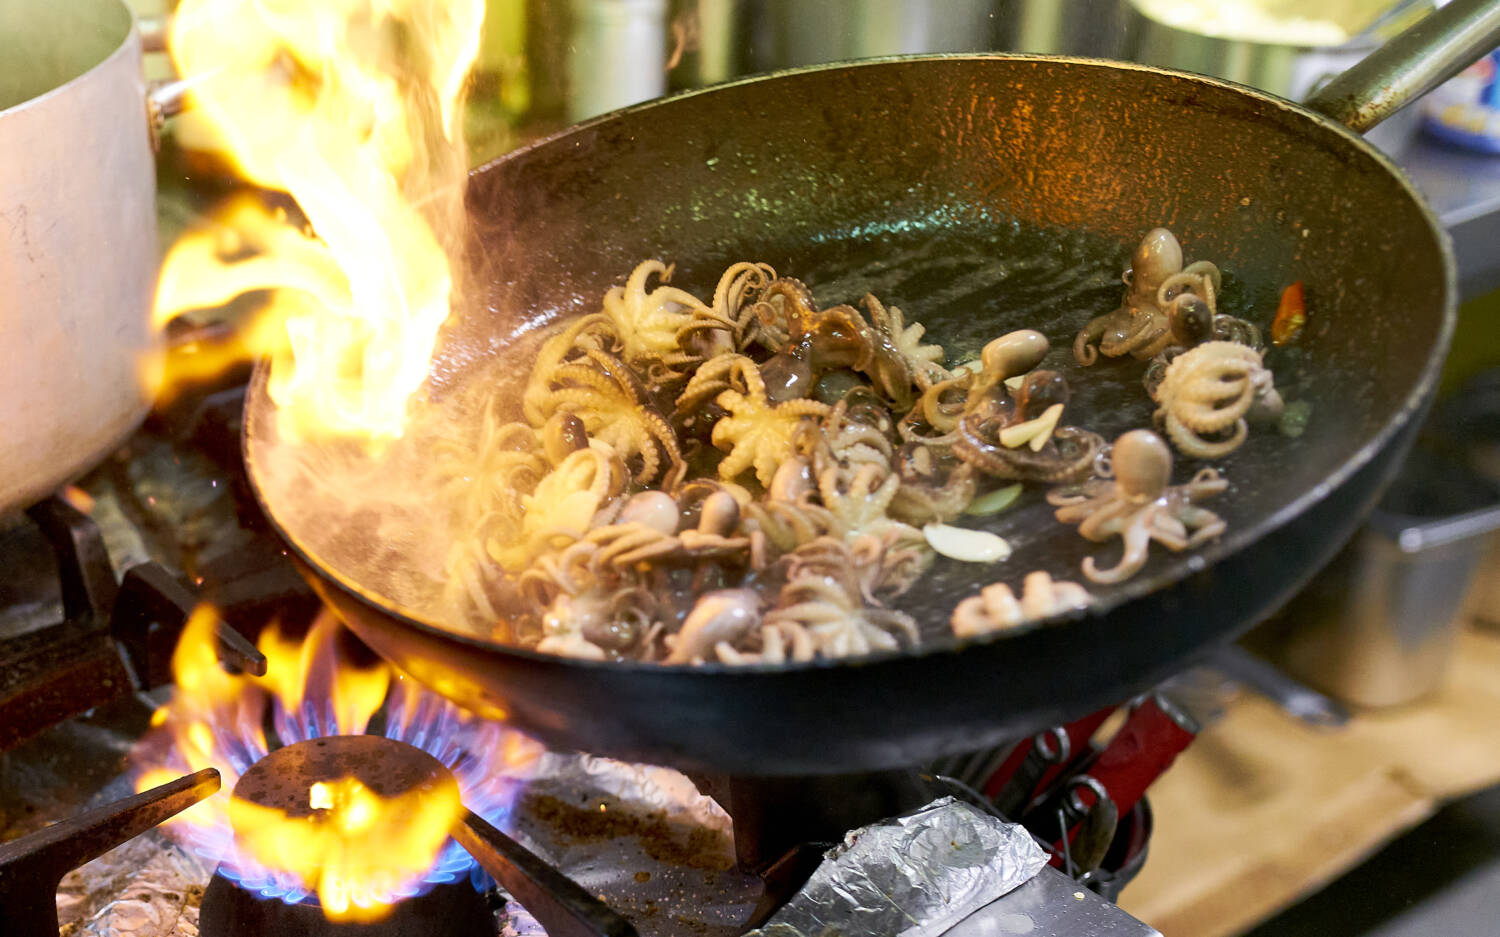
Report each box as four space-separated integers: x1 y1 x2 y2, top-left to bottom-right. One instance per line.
747 796 1048 937
531 752 733 834
56 831 211 937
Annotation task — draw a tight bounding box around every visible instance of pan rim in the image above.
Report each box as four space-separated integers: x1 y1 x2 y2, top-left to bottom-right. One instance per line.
245 52 1458 677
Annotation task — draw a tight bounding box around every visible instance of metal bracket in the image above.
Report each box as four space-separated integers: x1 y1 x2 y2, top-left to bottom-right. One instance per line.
454 810 639 937
111 563 265 689
25 497 118 625
0 769 219 937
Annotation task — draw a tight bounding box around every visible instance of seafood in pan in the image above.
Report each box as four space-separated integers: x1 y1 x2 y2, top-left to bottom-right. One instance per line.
439 228 1294 662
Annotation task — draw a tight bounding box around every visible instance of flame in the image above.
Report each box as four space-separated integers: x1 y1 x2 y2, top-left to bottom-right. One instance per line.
60 486 96 514
133 606 538 919
151 0 485 442
231 774 463 922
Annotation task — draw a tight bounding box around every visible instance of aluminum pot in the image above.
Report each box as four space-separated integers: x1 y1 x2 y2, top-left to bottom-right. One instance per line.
1121 0 1431 157
1258 448 1500 707
0 0 161 513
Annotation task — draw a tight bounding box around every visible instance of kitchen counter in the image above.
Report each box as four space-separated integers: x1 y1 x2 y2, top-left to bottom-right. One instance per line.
1119 621 1500 937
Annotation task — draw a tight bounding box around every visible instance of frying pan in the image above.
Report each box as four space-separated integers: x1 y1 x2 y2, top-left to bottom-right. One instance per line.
245 1 1500 776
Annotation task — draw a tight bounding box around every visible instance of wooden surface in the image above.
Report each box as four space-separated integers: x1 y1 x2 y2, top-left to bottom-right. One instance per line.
1119 624 1500 937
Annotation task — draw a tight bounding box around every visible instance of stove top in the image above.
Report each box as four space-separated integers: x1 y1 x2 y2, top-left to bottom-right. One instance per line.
0 380 1160 937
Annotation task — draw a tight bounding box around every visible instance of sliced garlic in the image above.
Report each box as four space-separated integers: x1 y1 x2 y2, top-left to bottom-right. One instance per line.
1028 403 1065 451
998 402 1064 451
1003 374 1026 390
923 523 1012 563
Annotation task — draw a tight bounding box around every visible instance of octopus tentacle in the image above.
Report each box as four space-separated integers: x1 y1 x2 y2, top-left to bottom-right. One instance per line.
954 418 1103 483
1074 498 1140 541
1073 310 1119 366
1051 429 1229 585
1161 412 1247 460
1100 309 1170 359
1082 507 1156 584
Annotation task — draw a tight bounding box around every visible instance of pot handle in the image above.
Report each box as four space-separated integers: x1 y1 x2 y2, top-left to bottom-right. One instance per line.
1305 0 1500 133
146 78 194 152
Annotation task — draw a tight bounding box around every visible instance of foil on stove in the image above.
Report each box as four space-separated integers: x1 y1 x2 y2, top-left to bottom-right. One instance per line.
532 752 732 833
747 796 1048 937
57 833 211 937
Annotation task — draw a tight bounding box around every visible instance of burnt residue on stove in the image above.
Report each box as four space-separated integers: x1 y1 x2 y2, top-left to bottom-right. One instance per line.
524 793 733 873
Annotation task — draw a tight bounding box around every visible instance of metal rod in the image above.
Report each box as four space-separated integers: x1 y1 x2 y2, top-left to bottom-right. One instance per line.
0 769 219 937
1208 645 1350 728
453 810 639 937
1305 0 1500 132
111 563 266 688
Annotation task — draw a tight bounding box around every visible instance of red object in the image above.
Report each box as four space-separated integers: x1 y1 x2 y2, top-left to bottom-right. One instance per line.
1030 706 1117 796
1046 696 1197 863
981 705 1117 800
981 740 1034 800
1272 280 1307 346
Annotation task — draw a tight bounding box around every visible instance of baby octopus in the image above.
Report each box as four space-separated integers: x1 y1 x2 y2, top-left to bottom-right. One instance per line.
1074 228 1224 365
753 277 936 408
946 331 1104 483
523 313 686 486
709 356 830 486
1047 429 1228 584
951 571 1093 638
601 259 712 371
1151 341 1283 459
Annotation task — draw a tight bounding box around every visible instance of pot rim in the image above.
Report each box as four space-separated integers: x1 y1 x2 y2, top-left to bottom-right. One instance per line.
0 0 139 120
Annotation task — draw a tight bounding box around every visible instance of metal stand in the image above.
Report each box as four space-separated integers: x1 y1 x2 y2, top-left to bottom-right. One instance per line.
0 496 265 751
0 769 220 937
455 811 639 937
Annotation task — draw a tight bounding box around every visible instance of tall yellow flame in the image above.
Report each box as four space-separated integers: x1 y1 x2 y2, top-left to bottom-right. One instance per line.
155 0 486 442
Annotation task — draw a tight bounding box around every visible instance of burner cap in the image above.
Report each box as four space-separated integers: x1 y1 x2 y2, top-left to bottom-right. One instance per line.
232 735 453 815
226 735 468 922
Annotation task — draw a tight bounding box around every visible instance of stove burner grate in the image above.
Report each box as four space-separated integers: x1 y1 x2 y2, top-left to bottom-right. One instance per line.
0 496 268 751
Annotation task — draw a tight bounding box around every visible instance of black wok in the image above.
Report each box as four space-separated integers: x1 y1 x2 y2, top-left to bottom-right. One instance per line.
245 4 1498 775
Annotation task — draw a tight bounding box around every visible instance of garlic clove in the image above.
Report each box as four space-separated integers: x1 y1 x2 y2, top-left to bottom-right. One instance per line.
1027 403 1065 452
923 523 1012 563
997 403 1064 451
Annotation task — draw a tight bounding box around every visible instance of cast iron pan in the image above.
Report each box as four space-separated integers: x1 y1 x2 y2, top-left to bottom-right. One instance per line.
244 23 1482 774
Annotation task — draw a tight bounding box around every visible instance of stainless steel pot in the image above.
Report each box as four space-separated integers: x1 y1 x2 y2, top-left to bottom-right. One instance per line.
1121 0 1431 156
1258 450 1500 707
0 0 161 513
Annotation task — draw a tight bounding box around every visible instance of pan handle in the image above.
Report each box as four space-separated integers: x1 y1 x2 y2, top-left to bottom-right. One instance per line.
1304 0 1500 133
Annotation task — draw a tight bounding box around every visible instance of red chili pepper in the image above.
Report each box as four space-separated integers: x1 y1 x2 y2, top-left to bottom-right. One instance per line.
1272 280 1306 346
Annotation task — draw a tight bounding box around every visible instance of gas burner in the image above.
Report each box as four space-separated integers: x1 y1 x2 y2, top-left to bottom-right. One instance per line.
198 875 492 935
200 735 497 937
131 611 537 917
221 735 466 919
199 874 493 937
